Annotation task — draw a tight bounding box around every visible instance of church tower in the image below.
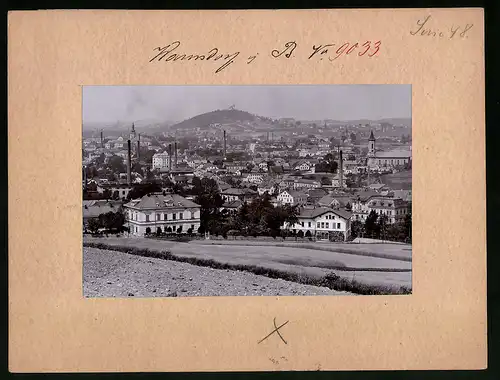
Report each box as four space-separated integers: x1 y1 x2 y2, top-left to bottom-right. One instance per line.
368 130 376 157
129 122 137 141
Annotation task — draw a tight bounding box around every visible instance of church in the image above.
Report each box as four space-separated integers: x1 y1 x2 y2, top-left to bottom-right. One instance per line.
366 131 412 169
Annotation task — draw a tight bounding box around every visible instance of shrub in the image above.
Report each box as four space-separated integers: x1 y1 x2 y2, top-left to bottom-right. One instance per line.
145 227 151 235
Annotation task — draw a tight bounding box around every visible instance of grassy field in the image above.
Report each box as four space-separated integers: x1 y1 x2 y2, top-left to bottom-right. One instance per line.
83 236 412 291
189 239 412 262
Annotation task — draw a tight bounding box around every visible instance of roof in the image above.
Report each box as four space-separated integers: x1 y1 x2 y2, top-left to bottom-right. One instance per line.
369 130 375 140
307 188 328 197
298 207 352 220
354 190 384 202
83 201 121 218
125 193 200 210
374 149 412 158
269 165 284 174
222 200 243 209
288 190 307 198
369 183 386 189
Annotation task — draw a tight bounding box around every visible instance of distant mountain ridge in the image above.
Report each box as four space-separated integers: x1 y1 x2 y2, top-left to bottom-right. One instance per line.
83 109 411 134
170 109 259 130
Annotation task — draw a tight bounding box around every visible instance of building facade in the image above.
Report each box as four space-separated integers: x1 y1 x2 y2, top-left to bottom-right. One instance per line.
282 207 352 241
124 193 201 236
152 152 171 169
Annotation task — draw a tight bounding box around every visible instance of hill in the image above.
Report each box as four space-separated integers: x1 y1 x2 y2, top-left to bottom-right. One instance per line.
170 109 258 130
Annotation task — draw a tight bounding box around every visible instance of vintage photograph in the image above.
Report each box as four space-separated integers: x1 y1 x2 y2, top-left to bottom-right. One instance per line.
82 85 412 297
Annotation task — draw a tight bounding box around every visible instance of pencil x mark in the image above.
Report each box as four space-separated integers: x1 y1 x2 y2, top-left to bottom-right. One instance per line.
258 318 289 345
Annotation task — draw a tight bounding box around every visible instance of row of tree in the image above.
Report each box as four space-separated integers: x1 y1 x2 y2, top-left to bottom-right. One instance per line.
350 210 412 243
86 211 126 234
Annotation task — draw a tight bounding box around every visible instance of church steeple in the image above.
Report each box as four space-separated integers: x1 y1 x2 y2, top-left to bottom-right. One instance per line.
130 122 137 140
368 130 376 157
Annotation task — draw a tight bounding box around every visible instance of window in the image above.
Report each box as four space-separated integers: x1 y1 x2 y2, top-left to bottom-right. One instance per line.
308 222 311 227
317 222 320 228
337 223 341 229
173 214 176 220
179 212 183 220
321 222 324 228
145 215 150 222
156 214 160 221
301 222 304 227
164 213 168 220
325 222 329 229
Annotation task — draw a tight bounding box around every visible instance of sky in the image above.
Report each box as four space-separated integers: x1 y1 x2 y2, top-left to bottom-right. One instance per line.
82 85 411 125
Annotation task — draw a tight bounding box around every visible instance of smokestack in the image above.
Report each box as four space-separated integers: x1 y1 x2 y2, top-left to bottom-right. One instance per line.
339 150 344 189
100 130 103 148
137 140 140 160
174 141 178 169
127 139 132 186
223 130 227 160
168 143 172 170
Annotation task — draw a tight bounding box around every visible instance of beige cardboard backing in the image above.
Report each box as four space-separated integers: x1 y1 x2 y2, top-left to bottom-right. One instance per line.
8 9 486 372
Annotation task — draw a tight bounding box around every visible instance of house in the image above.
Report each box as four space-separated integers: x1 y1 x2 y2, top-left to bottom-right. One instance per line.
317 194 353 209
331 174 347 189
124 193 201 236
257 181 277 196
368 183 389 192
282 207 352 241
365 197 410 224
350 190 409 223
277 190 307 206
258 162 269 171
221 187 258 203
246 172 264 184
306 188 329 205
83 200 122 226
97 183 133 199
293 178 321 190
220 199 243 213
152 152 170 169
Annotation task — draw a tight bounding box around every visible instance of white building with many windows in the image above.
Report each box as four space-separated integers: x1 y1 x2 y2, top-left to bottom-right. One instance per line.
124 193 201 236
152 152 171 169
282 207 352 241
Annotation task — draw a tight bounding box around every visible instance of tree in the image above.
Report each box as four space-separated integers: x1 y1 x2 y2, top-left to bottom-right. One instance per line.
102 188 112 200
364 210 379 238
377 214 389 240
127 183 162 200
156 227 162 235
187 228 193 235
98 210 126 232
350 220 363 239
166 226 173 233
305 230 312 238
108 155 126 173
87 218 102 234
176 226 183 234
297 230 304 238
145 227 151 235
350 132 357 143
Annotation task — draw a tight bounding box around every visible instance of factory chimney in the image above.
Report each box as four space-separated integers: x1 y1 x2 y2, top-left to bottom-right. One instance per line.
168 143 172 170
127 139 132 186
100 130 104 148
223 130 227 160
339 150 344 189
174 141 178 168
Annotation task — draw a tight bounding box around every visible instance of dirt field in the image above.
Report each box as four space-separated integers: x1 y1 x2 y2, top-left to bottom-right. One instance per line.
84 247 348 297
84 236 412 289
